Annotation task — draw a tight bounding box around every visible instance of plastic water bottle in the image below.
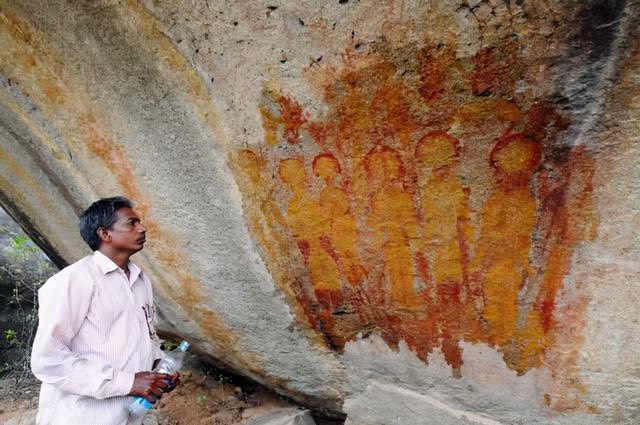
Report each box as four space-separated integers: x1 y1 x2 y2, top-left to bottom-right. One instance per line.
128 340 190 418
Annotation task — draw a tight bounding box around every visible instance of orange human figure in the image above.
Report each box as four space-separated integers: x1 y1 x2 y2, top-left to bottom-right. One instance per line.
471 133 542 371
313 153 365 286
364 146 420 309
415 131 477 372
416 132 472 288
278 158 343 310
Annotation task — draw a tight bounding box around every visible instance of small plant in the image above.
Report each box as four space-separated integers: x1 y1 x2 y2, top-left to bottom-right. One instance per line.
4 328 17 346
196 394 209 405
4 235 39 262
0 224 56 385
161 340 180 351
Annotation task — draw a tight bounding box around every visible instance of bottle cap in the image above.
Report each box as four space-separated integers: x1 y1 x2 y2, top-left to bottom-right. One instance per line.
179 340 190 352
137 397 153 410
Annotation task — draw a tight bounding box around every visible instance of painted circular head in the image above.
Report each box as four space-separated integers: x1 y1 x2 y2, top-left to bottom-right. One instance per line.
238 150 262 181
366 146 403 182
490 134 541 176
415 131 460 168
313 153 341 181
278 158 307 188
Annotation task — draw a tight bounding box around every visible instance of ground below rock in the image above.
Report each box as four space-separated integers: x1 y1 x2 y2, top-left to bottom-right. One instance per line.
0 354 334 425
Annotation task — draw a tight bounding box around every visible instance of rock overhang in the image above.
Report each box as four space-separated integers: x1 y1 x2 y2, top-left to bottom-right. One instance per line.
0 1 639 423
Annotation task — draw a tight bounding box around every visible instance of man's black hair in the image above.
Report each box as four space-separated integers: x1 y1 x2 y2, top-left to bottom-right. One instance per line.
79 196 133 251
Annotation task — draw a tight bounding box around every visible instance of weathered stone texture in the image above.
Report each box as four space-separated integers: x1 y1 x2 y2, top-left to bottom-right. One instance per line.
1 1 638 423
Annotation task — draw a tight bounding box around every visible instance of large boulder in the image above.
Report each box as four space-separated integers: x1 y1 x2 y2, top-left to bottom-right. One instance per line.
1 1 638 423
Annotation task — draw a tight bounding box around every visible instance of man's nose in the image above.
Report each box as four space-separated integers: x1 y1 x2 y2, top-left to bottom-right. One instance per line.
137 222 146 233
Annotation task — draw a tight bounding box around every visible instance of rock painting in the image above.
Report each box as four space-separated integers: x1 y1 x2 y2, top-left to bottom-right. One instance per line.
232 38 598 378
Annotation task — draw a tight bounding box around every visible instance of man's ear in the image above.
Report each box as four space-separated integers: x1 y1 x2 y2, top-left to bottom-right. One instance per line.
96 227 111 244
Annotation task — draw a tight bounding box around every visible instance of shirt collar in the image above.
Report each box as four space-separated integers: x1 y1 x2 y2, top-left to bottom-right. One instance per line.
93 251 119 274
128 262 142 285
92 251 142 283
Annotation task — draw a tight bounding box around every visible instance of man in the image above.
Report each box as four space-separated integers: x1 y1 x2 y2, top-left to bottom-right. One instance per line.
31 197 179 425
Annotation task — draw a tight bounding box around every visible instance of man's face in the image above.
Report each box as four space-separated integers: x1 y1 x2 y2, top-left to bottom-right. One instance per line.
103 207 146 254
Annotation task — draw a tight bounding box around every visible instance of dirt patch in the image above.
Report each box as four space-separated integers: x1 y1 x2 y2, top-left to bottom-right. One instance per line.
150 368 293 424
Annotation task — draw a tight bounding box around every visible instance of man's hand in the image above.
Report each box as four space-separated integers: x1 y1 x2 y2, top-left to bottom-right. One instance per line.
128 372 171 404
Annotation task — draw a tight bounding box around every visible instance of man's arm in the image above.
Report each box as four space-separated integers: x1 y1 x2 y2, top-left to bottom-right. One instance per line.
30 271 135 399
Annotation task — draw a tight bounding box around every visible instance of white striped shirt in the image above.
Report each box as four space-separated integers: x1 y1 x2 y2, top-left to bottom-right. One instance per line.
31 251 163 425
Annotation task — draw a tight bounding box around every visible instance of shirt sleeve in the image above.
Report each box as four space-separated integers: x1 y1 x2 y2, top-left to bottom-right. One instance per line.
30 270 135 399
